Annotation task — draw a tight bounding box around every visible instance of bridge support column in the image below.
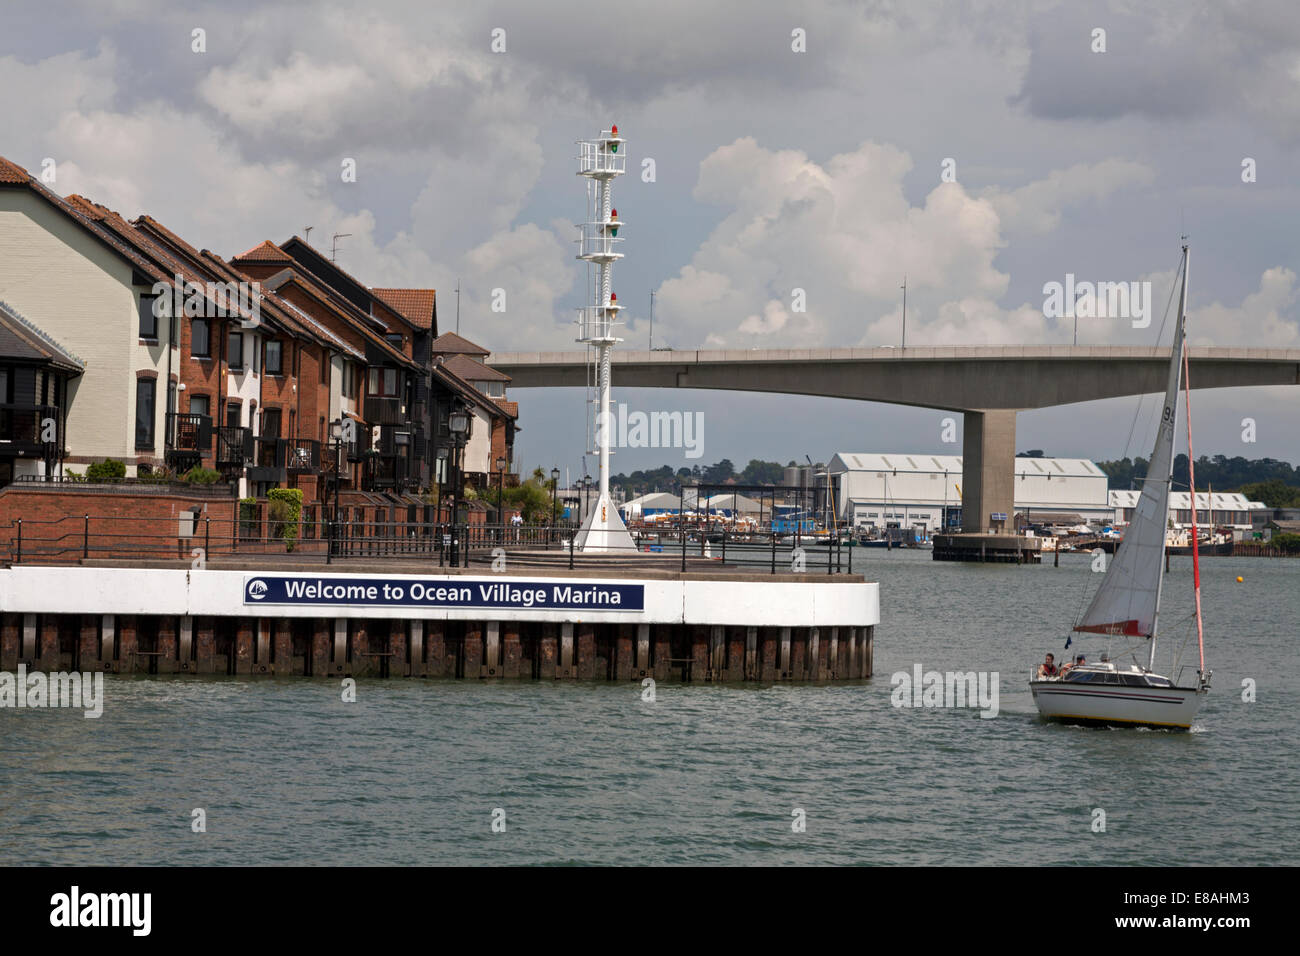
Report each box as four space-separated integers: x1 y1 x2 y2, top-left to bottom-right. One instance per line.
961 409 1018 533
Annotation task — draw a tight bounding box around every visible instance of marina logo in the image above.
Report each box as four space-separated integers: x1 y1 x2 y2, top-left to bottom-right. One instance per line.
0 664 103 718
151 272 262 324
246 578 269 601
595 404 704 459
49 886 150 936
890 663 999 718
1042 274 1153 328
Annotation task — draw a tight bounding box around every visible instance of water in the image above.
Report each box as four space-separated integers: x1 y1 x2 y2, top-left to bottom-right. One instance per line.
1 550 1294 865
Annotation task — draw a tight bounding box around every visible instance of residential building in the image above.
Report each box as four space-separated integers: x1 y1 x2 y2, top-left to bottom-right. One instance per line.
0 301 83 486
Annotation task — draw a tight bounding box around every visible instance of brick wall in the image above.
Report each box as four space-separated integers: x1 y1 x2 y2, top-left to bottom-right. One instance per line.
0 487 238 562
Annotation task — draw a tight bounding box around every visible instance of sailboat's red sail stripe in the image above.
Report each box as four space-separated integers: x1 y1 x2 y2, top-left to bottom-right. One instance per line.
1072 620 1146 636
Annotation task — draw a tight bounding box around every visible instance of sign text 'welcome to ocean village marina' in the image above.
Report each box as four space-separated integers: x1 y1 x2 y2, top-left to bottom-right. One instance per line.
244 576 645 611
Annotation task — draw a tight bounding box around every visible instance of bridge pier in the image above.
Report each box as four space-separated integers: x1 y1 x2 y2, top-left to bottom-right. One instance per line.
961 408 1018 533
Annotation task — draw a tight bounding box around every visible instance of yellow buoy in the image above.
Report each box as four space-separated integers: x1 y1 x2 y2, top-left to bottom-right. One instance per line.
1236 576 1244 583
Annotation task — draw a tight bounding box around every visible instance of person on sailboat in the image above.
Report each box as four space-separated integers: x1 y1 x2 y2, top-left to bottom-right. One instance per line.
1036 653 1058 679
1058 654 1086 677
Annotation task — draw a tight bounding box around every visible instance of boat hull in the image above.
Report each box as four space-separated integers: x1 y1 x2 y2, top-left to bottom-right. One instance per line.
1029 680 1205 729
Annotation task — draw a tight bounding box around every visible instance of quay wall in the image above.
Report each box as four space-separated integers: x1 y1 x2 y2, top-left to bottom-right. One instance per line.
0 567 878 682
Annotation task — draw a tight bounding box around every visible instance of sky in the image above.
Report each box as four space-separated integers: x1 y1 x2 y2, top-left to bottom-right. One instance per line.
2 0 1297 481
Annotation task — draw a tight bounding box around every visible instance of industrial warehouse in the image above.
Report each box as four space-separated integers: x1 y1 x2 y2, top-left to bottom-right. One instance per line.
830 453 1111 533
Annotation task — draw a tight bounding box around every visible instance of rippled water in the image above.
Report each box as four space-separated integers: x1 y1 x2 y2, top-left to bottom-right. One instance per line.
1 550 1294 865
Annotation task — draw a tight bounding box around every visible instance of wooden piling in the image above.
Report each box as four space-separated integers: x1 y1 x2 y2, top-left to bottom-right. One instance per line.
503 622 522 679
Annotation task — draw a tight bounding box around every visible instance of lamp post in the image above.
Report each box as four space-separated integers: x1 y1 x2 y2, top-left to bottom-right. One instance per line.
447 404 470 564
436 445 449 554
496 454 506 543
550 467 560 548
583 474 591 526
329 418 345 563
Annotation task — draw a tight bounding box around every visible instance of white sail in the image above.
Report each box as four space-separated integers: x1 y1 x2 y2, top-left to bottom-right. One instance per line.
1074 260 1188 638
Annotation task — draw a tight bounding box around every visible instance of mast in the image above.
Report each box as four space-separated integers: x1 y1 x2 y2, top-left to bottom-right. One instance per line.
1182 273 1207 675
1148 244 1190 669
574 125 635 552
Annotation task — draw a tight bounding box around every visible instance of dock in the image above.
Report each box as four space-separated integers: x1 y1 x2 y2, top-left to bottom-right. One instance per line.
932 533 1042 564
0 558 878 683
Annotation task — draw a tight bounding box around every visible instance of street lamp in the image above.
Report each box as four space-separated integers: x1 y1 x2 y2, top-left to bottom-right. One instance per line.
447 403 470 564
582 474 591 526
329 418 345 563
550 467 560 548
496 454 506 542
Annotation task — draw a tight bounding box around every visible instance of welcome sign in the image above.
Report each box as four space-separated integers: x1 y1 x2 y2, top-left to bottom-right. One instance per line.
243 576 644 611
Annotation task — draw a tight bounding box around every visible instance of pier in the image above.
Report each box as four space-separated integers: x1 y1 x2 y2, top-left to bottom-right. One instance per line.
932 533 1042 564
0 560 877 682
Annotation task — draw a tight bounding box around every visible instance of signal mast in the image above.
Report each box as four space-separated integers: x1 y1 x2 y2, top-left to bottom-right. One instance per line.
574 124 636 551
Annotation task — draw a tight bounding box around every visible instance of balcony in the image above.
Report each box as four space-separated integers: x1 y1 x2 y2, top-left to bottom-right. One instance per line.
215 426 253 470
368 452 411 491
364 395 403 425
248 436 287 483
286 437 321 475
164 412 212 471
0 403 59 460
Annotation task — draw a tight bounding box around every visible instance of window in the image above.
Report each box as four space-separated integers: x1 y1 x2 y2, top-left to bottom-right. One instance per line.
341 362 357 398
252 335 260 374
228 331 244 370
135 379 156 449
386 333 404 350
262 408 281 439
0 367 8 402
266 340 282 375
189 394 210 419
476 381 505 398
368 367 398 397
139 295 158 340
192 319 211 358
226 403 241 428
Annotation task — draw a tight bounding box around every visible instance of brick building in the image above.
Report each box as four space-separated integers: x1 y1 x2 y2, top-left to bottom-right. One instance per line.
0 154 523 556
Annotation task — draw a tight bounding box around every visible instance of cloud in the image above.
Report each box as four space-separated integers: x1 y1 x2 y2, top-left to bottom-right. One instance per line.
982 159 1155 234
654 137 1142 348
1012 0 1300 142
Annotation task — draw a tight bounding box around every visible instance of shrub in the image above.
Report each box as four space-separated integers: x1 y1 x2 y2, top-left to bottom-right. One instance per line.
267 487 304 552
238 497 259 540
1272 532 1300 554
182 466 222 485
85 459 126 481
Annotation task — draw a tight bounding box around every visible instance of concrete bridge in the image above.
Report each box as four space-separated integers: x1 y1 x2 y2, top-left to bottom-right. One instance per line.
487 345 1300 533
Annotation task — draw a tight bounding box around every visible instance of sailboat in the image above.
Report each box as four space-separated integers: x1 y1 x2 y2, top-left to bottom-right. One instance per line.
1029 244 1211 729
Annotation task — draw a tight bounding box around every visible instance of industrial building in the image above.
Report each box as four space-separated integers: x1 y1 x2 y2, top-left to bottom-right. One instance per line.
828 452 1112 533
1110 490 1265 535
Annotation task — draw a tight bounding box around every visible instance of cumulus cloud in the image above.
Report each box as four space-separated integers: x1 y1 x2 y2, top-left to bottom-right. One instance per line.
653 138 1184 348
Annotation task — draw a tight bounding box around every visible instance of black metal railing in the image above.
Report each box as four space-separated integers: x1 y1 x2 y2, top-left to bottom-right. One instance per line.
253 436 286 469
1 512 860 576
9 474 236 496
286 437 321 473
215 426 253 467
165 412 212 453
